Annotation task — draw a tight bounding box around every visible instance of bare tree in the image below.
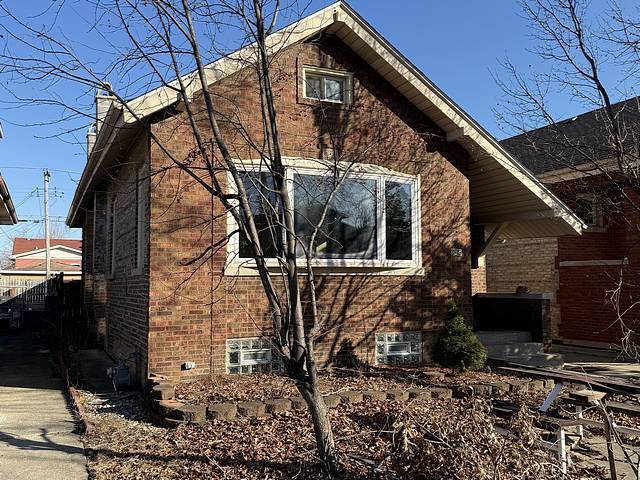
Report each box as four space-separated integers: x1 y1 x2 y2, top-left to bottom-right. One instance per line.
0 0 374 473
494 0 640 359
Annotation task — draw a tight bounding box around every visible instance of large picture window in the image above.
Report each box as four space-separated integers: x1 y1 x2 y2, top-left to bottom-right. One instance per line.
230 164 420 269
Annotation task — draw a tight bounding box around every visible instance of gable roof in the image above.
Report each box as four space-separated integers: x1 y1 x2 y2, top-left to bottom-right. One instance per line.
12 238 82 256
500 97 640 175
67 1 584 239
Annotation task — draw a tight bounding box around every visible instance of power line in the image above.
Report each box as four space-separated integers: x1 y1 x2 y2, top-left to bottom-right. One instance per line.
0 166 81 175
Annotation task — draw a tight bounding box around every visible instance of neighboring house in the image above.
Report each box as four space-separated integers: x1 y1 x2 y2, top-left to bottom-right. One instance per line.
0 237 82 281
67 2 582 384
483 98 640 348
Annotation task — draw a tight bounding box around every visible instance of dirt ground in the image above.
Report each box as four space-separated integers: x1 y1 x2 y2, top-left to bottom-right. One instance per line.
76 368 640 479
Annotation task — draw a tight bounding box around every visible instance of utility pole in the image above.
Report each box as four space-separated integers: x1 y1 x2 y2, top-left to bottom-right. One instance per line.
44 169 51 295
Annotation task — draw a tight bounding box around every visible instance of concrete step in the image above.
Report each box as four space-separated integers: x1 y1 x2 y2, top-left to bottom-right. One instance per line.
501 353 565 369
485 342 544 357
475 330 533 345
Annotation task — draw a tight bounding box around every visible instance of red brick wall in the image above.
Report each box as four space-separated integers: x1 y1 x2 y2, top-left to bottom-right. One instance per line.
555 183 640 345
146 35 473 380
98 136 151 384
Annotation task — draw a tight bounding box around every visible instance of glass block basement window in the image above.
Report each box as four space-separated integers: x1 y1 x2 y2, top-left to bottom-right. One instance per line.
375 332 422 365
226 337 283 374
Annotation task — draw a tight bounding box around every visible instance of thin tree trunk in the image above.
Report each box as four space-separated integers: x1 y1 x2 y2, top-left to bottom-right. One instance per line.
299 385 339 476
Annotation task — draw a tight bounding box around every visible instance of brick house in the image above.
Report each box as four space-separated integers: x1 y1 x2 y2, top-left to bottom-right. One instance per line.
66 2 582 384
482 98 640 348
0 238 82 279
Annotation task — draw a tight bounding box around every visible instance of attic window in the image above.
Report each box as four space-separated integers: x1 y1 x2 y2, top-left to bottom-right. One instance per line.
303 66 353 104
575 194 603 228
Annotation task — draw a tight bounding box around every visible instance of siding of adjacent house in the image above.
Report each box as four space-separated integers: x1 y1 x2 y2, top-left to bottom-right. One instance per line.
482 176 640 347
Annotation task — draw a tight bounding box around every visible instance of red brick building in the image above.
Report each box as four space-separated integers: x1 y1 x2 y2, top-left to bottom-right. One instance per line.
484 98 640 348
67 2 582 384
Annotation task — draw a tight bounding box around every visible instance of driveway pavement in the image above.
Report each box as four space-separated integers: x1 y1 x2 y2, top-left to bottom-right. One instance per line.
0 334 87 480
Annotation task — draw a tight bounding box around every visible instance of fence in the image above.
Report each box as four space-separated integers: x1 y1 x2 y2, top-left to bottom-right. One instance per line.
0 277 60 310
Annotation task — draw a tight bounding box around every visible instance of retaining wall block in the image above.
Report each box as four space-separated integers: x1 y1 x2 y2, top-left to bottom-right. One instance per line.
429 387 453 400
323 395 341 408
265 398 292 414
237 401 267 417
176 404 206 424
386 389 409 401
452 385 473 399
339 391 364 404
407 388 430 399
529 379 545 391
151 384 175 400
491 382 510 394
207 403 237 421
156 399 182 418
507 380 530 393
470 384 493 396
362 390 387 401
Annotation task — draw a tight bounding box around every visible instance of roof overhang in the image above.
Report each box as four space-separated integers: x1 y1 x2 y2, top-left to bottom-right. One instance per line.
10 245 82 260
0 173 18 225
67 1 583 238
0 270 81 275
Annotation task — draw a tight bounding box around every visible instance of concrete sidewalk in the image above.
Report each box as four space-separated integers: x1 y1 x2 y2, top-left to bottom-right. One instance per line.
0 334 87 480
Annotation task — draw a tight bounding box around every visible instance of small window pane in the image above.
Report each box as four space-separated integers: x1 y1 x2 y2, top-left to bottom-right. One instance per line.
385 181 413 260
324 77 344 102
575 197 595 226
305 75 322 99
294 173 377 259
388 343 410 354
238 172 280 258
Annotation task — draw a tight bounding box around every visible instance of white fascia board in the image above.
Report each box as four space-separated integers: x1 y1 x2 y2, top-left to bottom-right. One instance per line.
66 105 124 226
123 2 342 124
0 270 81 275
335 2 583 234
10 245 82 260
538 158 618 184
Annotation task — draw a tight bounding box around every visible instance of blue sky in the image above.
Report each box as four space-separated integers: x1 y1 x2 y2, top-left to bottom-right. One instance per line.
0 0 636 251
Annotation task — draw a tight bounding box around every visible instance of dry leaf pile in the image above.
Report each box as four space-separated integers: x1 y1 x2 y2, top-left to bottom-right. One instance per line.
79 387 603 479
174 367 507 405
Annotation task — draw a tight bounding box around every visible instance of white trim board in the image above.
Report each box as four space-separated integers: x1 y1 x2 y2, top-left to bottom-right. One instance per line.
558 258 629 267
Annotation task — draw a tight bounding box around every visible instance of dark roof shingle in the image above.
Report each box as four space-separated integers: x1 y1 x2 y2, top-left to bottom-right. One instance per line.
499 97 640 175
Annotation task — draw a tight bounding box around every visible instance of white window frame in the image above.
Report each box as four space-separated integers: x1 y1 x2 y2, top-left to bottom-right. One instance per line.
107 193 117 277
134 167 145 273
302 66 353 105
375 331 422 365
225 160 421 271
576 193 604 229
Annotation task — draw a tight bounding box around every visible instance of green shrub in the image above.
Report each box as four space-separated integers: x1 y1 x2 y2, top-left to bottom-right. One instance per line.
432 300 486 372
